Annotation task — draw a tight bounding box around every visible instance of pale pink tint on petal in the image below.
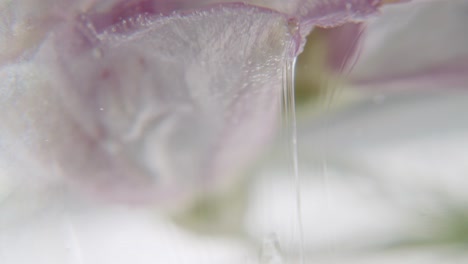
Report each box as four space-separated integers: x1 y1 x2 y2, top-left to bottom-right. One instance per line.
0 0 410 206
1 0 395 64
350 0 468 88
1 4 296 206
296 0 382 27
323 22 366 74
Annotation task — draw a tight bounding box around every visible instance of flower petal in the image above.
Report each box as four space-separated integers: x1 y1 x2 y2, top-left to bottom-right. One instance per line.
350 0 468 89
1 4 297 206
296 0 382 27
0 0 415 206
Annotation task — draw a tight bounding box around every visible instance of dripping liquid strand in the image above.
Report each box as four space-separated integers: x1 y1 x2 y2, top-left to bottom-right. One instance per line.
282 58 305 264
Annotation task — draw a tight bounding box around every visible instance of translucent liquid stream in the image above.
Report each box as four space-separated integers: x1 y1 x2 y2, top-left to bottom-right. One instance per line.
282 58 304 264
